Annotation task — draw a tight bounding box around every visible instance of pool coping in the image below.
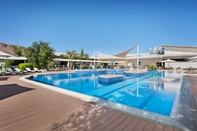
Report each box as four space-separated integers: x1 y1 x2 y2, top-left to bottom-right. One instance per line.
20 74 190 131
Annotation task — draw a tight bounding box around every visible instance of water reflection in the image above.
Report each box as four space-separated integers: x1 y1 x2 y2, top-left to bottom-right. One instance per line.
149 71 182 92
149 80 164 91
136 78 139 97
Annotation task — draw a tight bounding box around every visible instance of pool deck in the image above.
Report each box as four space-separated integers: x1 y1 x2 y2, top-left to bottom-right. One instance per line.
0 71 194 131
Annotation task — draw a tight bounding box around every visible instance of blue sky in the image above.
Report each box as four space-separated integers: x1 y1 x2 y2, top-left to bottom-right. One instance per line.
0 0 197 56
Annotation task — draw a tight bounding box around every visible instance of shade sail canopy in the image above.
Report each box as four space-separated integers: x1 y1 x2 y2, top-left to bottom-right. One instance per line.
0 51 14 57
160 59 177 63
0 56 27 60
96 51 125 60
187 56 197 60
114 46 136 57
96 46 136 61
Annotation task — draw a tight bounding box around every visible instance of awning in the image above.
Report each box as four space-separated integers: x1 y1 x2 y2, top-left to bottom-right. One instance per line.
96 45 136 60
187 56 197 60
0 56 27 60
53 58 110 63
0 51 14 57
96 51 124 60
159 59 177 63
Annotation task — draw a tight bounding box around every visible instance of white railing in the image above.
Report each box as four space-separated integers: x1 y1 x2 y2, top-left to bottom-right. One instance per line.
166 62 197 68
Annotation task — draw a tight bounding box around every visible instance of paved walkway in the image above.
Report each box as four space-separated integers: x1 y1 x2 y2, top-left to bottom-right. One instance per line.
0 72 187 131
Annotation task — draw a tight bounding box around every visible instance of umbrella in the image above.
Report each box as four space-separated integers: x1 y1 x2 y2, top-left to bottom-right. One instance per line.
160 59 176 68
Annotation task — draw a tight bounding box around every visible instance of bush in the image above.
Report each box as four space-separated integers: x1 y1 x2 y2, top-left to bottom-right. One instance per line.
4 60 14 69
148 64 158 70
48 61 58 69
18 63 33 71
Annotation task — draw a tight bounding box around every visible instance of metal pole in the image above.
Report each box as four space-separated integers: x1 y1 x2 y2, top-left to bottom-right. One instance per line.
94 51 96 70
59 61 60 70
68 61 70 70
137 45 139 70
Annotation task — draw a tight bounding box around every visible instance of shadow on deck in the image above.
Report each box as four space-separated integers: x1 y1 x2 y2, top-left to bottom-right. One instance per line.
0 84 34 101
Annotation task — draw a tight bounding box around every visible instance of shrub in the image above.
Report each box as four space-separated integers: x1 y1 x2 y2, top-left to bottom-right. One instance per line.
4 60 14 69
148 64 158 70
18 63 33 71
48 61 58 69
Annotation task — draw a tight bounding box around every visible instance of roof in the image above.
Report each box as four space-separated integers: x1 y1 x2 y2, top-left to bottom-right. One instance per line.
162 45 197 53
54 52 67 56
0 51 13 57
53 58 111 63
0 56 27 60
125 50 197 60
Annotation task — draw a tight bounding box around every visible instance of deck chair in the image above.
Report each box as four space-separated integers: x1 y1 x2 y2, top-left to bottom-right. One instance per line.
33 68 42 73
0 69 12 75
7 68 20 74
26 68 36 73
15 68 27 74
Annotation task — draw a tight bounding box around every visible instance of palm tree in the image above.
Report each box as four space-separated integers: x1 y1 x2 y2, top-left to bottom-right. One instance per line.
66 50 72 58
71 50 77 59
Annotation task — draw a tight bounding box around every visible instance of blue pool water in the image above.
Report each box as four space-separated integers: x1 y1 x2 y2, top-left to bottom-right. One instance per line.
28 70 182 116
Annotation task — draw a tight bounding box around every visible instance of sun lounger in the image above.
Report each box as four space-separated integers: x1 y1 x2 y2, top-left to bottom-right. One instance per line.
7 68 20 74
26 68 36 73
15 68 27 74
0 69 12 75
33 68 42 73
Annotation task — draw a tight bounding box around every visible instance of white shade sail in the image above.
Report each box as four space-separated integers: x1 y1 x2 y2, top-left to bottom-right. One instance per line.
0 51 14 57
0 56 27 60
96 51 125 60
160 59 177 63
187 56 197 60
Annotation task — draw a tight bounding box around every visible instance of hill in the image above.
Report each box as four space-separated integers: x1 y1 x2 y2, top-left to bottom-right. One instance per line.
0 42 25 55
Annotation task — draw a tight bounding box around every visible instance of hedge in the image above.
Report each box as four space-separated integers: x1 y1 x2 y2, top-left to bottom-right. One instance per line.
18 63 33 71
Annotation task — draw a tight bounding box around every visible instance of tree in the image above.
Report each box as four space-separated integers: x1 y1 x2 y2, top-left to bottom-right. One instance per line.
66 50 78 59
83 53 89 60
66 48 90 60
59 54 67 59
79 48 84 59
4 60 14 69
12 45 24 56
25 41 55 69
66 50 72 58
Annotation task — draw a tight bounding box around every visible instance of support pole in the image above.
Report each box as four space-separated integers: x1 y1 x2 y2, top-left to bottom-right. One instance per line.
94 51 96 70
68 61 70 70
137 45 139 70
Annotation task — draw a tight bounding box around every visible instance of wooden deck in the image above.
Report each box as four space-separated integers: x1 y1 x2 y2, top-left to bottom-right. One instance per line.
0 72 186 131
188 75 197 106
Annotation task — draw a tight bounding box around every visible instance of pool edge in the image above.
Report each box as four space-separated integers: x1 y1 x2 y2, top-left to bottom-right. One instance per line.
19 75 190 131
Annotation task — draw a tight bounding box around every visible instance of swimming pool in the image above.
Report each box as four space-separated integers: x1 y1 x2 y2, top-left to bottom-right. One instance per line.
28 70 183 116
